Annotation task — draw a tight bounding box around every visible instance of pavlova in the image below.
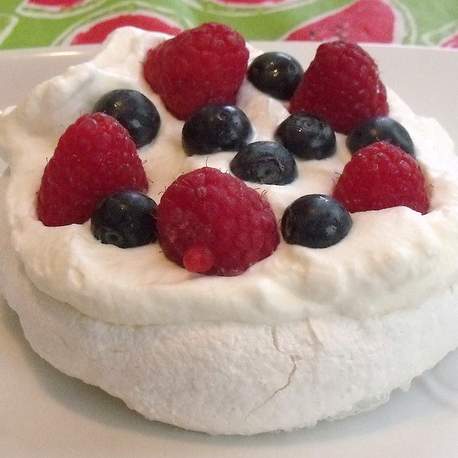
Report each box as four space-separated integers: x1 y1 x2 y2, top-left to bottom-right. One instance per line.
0 23 457 435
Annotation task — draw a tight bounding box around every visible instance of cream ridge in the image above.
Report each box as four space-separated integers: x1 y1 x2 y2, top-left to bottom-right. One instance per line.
1 27 458 326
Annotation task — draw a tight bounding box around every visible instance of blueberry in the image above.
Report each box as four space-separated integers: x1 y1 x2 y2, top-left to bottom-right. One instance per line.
281 194 352 248
94 89 160 148
347 116 415 155
91 191 157 248
182 104 252 155
276 113 336 160
230 141 297 185
248 52 303 100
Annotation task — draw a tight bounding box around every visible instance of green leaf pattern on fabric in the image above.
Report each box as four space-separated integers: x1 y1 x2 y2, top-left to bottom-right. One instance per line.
0 0 456 49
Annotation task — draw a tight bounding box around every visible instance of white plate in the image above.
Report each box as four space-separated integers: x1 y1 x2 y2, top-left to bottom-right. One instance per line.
0 42 457 458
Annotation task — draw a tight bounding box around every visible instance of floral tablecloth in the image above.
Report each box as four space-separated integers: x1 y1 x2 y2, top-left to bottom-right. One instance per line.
0 0 457 49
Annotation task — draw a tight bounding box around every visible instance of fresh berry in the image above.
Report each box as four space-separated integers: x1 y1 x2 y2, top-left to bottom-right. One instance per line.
275 113 336 160
333 142 429 213
346 116 414 156
157 167 279 276
143 23 249 120
91 191 157 248
37 113 148 226
290 41 388 134
230 141 297 185
282 194 352 248
182 105 252 155
94 89 160 148
247 52 303 100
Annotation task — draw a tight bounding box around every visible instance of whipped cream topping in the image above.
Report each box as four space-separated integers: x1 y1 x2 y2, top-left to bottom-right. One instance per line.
1 27 458 326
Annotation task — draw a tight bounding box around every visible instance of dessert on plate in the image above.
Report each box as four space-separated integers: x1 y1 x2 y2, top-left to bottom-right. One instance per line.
0 23 457 435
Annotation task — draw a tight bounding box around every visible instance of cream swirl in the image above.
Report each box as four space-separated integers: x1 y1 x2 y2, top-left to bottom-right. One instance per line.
0 27 457 326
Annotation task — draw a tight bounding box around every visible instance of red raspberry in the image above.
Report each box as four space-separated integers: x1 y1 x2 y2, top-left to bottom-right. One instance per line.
290 41 388 134
157 167 279 276
333 142 429 214
143 23 249 120
37 113 148 226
